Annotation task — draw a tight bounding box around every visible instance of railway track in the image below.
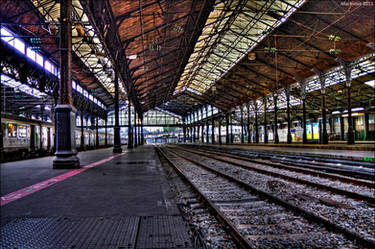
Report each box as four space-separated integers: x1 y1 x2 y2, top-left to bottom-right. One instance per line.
157 145 375 249
183 144 374 180
177 146 375 204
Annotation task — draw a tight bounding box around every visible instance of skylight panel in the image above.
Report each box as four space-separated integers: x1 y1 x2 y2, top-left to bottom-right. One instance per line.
45 60 53 73
35 52 44 67
26 47 36 61
14 38 25 54
72 80 77 90
1 27 13 43
76 84 82 93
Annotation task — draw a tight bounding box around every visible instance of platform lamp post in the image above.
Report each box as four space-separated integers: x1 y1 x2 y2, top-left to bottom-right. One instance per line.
135 115 138 145
298 79 307 144
105 117 108 147
127 99 133 149
240 105 244 144
136 114 140 145
197 122 200 142
206 105 209 143
139 114 142 145
247 103 251 143
138 114 141 145
263 96 268 144
80 111 85 150
273 93 279 144
140 114 144 145
225 112 229 144
230 110 234 143
336 58 355 144
285 85 292 144
53 0 80 168
95 116 99 149
201 108 204 143
218 116 222 145
183 119 186 143
312 68 328 144
134 109 137 147
39 105 44 153
254 100 259 143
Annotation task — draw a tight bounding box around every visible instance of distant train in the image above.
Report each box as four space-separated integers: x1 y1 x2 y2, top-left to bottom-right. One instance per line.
2 115 114 160
2 116 54 156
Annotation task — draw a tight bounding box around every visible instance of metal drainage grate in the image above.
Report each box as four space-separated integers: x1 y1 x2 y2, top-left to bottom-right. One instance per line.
1 217 139 249
0 216 193 249
136 216 192 249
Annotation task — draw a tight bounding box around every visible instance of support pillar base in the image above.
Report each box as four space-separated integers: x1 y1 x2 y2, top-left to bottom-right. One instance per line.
113 146 123 153
53 104 80 169
347 130 355 145
53 152 80 169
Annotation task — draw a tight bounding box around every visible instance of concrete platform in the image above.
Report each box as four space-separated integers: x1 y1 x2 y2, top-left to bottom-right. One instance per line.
0 146 192 249
190 142 374 162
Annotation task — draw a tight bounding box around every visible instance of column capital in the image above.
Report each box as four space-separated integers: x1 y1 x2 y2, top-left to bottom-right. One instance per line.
297 80 307 100
312 68 327 94
336 58 353 87
284 85 290 96
272 92 278 101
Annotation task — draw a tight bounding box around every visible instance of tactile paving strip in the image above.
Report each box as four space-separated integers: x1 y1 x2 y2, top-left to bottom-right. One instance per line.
0 216 192 249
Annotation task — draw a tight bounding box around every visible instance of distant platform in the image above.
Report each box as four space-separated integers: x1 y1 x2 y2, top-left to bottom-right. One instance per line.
188 142 374 162
0 146 193 249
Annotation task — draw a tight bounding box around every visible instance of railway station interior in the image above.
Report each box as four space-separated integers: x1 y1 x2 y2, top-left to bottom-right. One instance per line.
1 0 374 248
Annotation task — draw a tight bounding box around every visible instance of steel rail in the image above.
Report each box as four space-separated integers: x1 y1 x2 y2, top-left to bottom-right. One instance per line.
176 146 375 205
162 146 375 249
155 146 252 249
184 144 374 176
181 146 375 188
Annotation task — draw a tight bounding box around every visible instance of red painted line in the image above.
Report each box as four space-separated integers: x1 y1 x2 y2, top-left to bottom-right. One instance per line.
0 153 125 206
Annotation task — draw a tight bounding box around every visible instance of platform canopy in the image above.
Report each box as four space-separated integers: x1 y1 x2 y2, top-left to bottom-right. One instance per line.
83 0 374 116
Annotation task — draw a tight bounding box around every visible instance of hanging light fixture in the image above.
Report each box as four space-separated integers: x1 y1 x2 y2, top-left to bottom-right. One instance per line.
248 52 256 60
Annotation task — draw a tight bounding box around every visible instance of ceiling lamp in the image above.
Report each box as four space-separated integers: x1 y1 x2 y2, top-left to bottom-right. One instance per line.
127 54 137 60
248 52 256 60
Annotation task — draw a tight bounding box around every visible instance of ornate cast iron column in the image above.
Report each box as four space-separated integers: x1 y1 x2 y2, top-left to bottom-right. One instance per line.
254 100 259 143
263 96 268 144
299 80 307 144
313 69 328 144
127 99 133 149
113 70 122 153
273 93 279 144
285 86 292 144
53 0 79 168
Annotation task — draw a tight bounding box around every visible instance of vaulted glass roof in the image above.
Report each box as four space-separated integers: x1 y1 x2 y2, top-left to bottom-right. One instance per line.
176 0 306 95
